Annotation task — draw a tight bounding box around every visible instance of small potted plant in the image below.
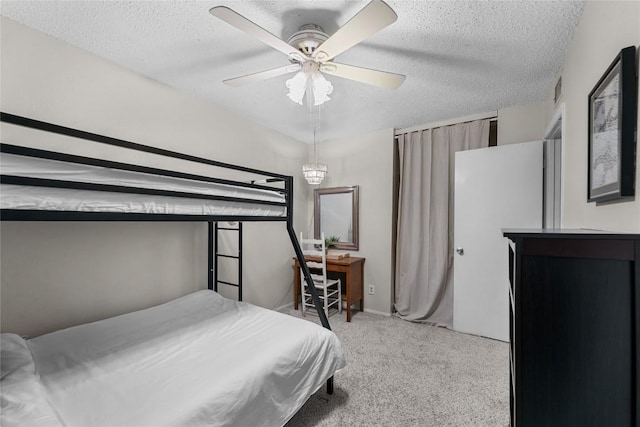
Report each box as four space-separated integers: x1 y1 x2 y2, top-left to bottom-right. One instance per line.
324 236 340 252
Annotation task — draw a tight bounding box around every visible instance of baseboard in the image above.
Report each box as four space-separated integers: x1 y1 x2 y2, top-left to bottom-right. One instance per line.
363 308 391 317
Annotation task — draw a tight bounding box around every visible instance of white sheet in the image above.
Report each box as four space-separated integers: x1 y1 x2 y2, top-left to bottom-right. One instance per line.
0 152 286 217
0 334 64 427
26 290 345 427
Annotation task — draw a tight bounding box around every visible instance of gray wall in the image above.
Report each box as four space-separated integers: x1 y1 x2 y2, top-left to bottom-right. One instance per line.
0 18 308 337
543 1 640 231
497 102 546 146
305 128 395 315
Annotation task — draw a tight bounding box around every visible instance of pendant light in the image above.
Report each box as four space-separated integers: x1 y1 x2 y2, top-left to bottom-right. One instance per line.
302 127 327 185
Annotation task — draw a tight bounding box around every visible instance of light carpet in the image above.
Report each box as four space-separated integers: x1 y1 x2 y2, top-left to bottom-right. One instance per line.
283 308 509 426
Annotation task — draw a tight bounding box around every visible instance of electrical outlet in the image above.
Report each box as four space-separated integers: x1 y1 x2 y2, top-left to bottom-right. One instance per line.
368 285 375 295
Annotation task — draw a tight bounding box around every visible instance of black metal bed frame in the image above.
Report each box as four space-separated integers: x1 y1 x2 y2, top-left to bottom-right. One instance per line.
0 112 334 393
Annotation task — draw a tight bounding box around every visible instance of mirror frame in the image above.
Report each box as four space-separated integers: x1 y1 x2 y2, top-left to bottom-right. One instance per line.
314 186 359 251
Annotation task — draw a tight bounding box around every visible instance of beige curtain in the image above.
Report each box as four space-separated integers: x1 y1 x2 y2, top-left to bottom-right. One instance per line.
395 119 490 326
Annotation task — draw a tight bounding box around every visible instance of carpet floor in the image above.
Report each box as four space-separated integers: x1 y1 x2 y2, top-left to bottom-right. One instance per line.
283 308 509 427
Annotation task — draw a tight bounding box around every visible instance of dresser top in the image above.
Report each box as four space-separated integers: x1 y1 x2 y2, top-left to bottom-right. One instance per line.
503 228 640 240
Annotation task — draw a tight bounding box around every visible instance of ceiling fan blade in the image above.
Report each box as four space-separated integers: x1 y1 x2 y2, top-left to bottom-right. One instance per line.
223 64 301 87
321 62 405 89
210 6 302 60
313 0 397 62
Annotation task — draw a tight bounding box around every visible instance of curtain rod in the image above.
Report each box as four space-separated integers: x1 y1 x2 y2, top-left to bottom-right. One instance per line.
394 111 498 136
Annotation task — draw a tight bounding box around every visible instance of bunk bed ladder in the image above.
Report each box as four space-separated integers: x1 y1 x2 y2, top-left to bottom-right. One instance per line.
209 221 243 301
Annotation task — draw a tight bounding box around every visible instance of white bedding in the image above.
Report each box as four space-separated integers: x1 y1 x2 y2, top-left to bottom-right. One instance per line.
1 291 345 427
0 152 286 217
0 334 63 426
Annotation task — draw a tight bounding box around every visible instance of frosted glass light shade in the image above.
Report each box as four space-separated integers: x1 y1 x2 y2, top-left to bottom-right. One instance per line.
311 72 333 105
286 71 333 106
286 71 308 105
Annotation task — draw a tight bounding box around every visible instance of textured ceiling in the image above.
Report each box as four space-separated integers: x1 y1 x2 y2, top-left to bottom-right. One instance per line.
1 1 585 143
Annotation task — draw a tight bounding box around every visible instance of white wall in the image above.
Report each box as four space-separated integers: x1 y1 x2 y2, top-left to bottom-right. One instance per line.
497 102 546 146
306 128 395 316
542 1 640 232
0 18 308 336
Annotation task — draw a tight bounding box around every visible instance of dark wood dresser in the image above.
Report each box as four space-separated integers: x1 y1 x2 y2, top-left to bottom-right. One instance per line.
503 229 639 427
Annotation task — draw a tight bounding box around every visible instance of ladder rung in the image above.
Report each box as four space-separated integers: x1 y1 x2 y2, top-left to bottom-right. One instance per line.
214 222 242 301
217 280 240 287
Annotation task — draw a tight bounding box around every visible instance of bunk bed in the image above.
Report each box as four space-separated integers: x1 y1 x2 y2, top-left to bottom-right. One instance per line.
0 112 345 427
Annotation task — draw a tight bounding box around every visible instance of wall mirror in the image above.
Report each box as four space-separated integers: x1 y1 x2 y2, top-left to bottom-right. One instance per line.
314 186 359 251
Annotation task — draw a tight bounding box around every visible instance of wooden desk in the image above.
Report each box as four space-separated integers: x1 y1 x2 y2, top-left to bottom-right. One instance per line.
293 256 365 322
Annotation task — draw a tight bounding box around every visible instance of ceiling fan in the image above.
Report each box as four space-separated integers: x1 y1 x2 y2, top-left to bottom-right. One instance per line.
209 0 405 105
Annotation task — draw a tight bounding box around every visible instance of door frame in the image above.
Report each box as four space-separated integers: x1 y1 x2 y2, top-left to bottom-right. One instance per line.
543 103 565 229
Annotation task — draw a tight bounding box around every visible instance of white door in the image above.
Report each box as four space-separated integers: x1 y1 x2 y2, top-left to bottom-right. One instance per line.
453 141 543 341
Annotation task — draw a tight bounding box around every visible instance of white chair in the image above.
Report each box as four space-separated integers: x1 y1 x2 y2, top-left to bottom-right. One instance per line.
299 232 342 318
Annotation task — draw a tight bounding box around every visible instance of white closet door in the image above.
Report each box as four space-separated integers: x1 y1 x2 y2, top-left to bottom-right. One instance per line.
453 141 543 341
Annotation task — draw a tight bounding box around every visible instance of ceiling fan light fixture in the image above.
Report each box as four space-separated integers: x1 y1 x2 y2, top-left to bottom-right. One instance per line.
286 70 333 106
211 0 405 103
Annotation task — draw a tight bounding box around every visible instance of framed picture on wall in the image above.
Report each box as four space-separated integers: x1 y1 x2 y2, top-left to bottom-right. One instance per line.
587 46 637 203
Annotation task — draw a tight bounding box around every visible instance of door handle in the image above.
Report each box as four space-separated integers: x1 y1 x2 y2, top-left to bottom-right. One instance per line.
456 247 464 255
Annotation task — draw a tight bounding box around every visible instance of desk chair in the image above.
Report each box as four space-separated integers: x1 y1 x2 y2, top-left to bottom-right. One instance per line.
299 232 342 318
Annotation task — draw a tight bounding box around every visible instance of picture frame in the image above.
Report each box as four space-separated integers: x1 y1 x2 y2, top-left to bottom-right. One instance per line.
587 46 637 203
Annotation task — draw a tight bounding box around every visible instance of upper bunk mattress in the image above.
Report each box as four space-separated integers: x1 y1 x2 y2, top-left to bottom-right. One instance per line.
0 152 286 217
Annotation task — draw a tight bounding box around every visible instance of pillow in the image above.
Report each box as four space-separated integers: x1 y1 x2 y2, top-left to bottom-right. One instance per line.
1 333 64 426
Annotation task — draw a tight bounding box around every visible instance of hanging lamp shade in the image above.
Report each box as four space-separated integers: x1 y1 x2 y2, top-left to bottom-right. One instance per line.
302 162 328 185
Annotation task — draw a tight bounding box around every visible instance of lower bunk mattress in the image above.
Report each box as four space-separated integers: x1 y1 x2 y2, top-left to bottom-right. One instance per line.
0 290 346 426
